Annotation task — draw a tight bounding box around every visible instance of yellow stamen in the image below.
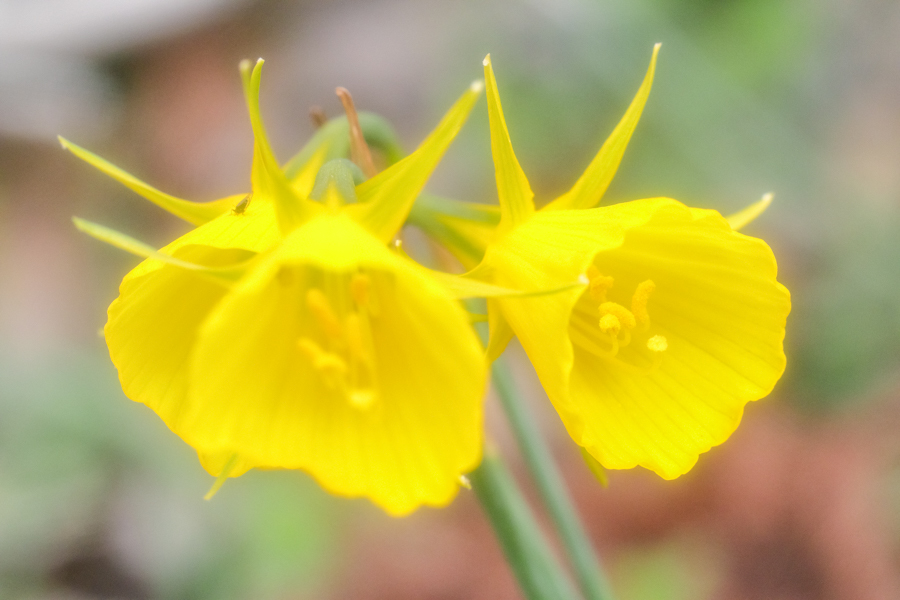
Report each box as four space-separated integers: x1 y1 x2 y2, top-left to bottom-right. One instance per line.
598 302 636 330
348 389 377 410
299 276 383 411
350 273 370 307
300 277 382 411
344 313 370 364
352 272 380 315
298 338 349 375
598 313 621 335
647 335 668 353
573 277 666 374
608 332 619 356
631 280 655 329
306 288 344 339
586 266 615 303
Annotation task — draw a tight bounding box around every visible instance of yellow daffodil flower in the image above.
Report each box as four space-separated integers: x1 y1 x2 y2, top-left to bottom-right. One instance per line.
69 59 488 515
455 46 791 480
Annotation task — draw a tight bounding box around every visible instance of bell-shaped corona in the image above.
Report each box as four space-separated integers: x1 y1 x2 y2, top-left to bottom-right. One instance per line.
468 47 790 479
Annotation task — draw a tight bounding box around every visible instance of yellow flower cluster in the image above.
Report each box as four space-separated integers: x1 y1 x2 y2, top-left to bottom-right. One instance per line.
68 48 789 514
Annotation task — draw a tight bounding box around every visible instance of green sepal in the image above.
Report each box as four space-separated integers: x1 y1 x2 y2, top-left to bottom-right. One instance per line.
408 194 500 270
346 80 483 243
309 158 365 203
283 112 405 182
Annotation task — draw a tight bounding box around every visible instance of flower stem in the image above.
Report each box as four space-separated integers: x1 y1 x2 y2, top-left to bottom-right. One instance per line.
469 450 582 600
492 360 616 600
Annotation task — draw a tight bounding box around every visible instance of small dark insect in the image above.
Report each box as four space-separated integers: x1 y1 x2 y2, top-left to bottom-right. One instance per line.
233 193 252 215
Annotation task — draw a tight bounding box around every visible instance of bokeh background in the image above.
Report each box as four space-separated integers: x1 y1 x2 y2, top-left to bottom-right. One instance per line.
2 0 900 598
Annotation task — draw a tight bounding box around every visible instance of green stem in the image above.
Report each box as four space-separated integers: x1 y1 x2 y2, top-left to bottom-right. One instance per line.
469 450 582 600
492 360 616 600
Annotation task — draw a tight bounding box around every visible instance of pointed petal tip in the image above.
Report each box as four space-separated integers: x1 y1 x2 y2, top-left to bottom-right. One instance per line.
204 455 240 500
649 43 661 66
725 192 777 230
482 54 491 67
239 58 263 82
57 135 69 150
470 79 485 93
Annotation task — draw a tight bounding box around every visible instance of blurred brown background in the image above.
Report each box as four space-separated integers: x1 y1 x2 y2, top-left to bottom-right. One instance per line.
2 0 900 599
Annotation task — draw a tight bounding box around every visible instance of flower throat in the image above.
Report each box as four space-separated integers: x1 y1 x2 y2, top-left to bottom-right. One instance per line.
570 265 667 374
297 271 379 409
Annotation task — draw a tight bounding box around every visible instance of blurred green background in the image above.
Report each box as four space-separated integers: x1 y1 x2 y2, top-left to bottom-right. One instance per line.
2 0 899 598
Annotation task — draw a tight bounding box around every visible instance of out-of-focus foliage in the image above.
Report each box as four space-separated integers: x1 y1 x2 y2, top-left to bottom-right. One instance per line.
792 211 900 408
0 352 339 599
613 539 720 600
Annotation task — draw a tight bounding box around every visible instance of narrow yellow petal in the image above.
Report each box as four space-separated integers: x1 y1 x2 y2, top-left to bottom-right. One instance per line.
59 137 234 225
240 59 320 233
283 118 352 183
203 454 239 500
483 54 535 230
428 272 520 299
545 44 661 212
73 217 247 282
347 81 483 243
725 193 774 230
579 447 609 487
289 144 331 197
421 267 584 300
123 194 279 281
